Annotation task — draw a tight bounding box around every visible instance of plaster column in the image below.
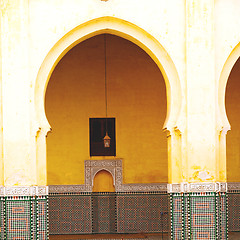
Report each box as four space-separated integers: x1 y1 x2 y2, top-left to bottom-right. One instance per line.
0 1 48 238
169 1 227 239
0 1 4 187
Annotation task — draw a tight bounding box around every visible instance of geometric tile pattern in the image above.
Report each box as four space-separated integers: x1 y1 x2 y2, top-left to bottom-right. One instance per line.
0 197 5 239
171 192 227 240
5 197 31 239
184 194 190 240
228 191 240 232
219 193 227 239
116 192 168 234
38 196 48 240
31 198 37 240
92 193 116 233
49 193 92 234
0 196 48 240
48 192 169 235
190 192 216 240
170 193 184 240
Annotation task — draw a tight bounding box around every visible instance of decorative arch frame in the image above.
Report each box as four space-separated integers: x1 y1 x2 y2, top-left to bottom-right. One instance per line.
85 160 122 191
218 42 240 132
34 16 182 185
218 41 240 182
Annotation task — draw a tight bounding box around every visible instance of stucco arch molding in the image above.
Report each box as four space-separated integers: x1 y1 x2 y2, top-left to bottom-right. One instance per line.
34 16 182 136
218 41 240 134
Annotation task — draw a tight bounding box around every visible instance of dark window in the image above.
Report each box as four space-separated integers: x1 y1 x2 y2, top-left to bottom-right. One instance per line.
90 118 116 156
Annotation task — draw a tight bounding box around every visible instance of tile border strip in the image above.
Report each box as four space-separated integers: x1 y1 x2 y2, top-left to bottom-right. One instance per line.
1 182 236 194
0 186 48 196
167 182 227 193
227 182 240 191
2 182 230 195
48 183 168 193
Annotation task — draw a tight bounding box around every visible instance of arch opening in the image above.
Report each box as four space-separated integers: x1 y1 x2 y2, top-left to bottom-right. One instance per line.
45 34 168 185
40 17 179 237
34 17 182 186
218 41 240 183
224 52 240 233
225 57 240 182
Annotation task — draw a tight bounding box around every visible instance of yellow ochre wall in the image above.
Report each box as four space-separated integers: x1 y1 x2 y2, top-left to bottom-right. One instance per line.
46 34 167 185
226 57 240 182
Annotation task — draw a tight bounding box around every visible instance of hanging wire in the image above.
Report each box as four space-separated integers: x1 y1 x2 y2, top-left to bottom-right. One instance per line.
104 34 108 134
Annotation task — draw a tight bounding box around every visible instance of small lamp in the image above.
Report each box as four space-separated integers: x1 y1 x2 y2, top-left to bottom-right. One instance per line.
103 132 111 148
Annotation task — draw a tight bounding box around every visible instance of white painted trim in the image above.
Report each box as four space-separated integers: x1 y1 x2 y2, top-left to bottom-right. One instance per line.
0 186 48 196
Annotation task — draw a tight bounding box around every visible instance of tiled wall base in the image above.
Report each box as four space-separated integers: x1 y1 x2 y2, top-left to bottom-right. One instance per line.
228 190 240 232
49 193 92 234
170 192 227 240
49 192 169 235
92 193 116 233
116 192 168 234
0 196 48 239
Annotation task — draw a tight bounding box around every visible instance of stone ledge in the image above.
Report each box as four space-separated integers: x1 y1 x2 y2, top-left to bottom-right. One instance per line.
49 183 167 193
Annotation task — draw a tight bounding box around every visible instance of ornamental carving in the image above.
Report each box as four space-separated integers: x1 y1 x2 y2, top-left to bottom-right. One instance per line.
85 159 122 190
168 182 228 193
49 185 86 193
49 159 167 193
228 182 240 191
0 186 48 196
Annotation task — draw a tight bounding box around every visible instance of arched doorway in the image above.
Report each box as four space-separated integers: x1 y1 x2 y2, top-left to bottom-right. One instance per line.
226 57 240 182
34 17 182 188
45 34 168 185
46 33 169 237
225 57 240 233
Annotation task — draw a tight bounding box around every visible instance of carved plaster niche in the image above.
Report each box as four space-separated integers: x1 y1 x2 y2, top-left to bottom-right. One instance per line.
84 159 123 191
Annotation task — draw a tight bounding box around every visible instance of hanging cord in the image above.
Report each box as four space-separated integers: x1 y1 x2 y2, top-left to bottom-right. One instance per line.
104 34 108 134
